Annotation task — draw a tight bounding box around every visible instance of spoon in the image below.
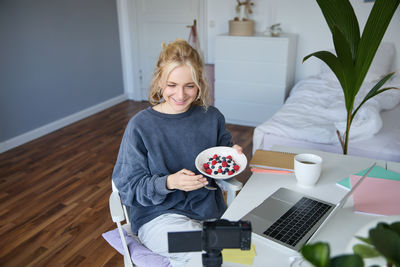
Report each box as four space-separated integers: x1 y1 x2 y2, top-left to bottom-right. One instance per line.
198 179 217 190
204 184 217 190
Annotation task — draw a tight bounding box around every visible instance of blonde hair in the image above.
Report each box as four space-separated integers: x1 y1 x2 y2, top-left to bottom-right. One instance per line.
148 39 210 109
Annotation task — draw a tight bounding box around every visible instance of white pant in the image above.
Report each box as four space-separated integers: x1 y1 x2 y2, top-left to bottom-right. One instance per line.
138 213 203 267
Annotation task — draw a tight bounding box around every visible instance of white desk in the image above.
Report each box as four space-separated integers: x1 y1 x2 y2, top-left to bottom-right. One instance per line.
187 146 399 266
387 161 400 172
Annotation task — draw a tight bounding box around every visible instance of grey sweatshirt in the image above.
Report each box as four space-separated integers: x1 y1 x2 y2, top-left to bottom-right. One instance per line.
112 105 234 233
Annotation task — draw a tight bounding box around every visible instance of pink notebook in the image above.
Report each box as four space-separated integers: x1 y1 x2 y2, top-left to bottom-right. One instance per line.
350 175 400 216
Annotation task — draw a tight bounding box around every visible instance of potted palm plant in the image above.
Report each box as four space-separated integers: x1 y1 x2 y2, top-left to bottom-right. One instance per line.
303 0 400 154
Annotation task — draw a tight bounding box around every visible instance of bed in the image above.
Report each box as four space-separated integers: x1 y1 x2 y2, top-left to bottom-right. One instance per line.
253 43 400 162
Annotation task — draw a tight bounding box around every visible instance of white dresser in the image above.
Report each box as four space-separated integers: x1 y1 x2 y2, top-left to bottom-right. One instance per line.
214 33 297 126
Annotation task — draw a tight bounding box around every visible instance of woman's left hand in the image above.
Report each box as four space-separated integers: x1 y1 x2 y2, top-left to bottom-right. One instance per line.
232 144 243 154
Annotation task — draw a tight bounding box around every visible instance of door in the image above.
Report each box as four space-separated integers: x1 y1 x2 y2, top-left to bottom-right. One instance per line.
134 0 204 100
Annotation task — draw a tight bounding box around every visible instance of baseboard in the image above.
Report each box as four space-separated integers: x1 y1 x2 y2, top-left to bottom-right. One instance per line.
0 94 128 154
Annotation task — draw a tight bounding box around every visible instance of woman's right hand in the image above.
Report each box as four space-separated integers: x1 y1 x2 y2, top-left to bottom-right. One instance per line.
166 169 208 191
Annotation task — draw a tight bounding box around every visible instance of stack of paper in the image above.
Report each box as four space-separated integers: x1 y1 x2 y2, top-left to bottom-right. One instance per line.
336 165 400 189
350 175 400 216
337 165 400 216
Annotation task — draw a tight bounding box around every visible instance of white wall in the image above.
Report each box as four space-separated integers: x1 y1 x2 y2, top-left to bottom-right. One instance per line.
206 0 400 83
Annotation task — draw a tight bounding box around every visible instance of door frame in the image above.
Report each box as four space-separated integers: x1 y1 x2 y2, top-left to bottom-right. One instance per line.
116 0 208 101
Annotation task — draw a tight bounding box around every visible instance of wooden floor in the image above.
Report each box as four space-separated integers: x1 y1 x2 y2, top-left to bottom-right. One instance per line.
0 100 254 266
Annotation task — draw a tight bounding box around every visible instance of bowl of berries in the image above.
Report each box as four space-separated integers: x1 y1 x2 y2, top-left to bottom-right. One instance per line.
195 146 247 179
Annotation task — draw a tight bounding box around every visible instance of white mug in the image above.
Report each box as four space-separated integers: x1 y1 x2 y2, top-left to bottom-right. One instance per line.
294 154 323 187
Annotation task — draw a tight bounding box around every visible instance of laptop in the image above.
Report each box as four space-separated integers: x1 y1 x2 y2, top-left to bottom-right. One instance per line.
241 163 376 251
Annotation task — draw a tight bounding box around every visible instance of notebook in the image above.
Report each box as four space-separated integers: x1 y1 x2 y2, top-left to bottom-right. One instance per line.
249 150 296 171
350 175 400 216
241 163 376 251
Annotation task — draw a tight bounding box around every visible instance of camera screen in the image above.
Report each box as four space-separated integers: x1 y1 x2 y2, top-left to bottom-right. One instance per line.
168 220 251 253
205 229 241 249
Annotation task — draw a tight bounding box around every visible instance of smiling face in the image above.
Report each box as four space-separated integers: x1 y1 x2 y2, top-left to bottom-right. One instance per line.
149 39 210 109
159 65 199 114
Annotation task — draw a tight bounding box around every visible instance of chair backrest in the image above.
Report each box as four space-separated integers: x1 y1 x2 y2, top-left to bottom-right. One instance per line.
111 180 131 226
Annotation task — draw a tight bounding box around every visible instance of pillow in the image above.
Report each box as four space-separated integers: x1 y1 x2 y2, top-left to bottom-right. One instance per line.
319 42 395 83
102 228 171 267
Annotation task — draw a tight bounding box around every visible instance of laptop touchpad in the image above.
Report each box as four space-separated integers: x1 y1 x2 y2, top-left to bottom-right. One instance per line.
242 195 292 235
241 188 302 236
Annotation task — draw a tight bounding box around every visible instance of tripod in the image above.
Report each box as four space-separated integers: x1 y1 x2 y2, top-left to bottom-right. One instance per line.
202 249 223 267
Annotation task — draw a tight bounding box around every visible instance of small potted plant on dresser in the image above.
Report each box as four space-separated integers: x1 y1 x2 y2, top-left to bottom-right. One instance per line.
229 0 255 36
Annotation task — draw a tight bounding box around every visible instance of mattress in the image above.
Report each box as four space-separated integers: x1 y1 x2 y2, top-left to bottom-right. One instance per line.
253 104 400 162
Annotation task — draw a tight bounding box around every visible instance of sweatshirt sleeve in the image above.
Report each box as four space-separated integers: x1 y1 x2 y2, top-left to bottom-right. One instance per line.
112 119 173 207
216 110 234 147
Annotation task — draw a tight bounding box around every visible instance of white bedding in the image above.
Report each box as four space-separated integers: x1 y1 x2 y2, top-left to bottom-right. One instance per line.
253 76 400 162
256 76 400 144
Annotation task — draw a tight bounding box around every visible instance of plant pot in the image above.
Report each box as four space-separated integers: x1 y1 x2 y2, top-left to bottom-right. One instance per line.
229 20 254 36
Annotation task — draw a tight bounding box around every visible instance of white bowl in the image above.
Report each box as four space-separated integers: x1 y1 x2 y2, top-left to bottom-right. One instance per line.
195 146 247 179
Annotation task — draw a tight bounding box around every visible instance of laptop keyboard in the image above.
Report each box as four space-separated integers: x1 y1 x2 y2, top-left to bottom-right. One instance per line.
263 197 331 247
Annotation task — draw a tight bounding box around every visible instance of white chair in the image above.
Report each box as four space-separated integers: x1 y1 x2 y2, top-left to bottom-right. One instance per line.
109 178 243 266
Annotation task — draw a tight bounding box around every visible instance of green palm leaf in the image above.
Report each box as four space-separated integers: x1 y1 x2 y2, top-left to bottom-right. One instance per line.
351 73 399 123
316 0 360 60
331 25 356 110
354 0 400 90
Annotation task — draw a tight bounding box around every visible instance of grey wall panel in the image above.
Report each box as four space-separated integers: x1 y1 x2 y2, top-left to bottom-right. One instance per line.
0 0 124 142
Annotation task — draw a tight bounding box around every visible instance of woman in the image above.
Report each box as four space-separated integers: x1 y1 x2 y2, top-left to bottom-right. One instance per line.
112 39 242 266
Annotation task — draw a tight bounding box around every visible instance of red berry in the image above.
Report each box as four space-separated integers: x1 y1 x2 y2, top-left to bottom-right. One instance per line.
227 155 232 159
212 160 217 165
228 170 234 175
233 165 240 171
203 163 209 169
213 154 218 159
206 168 212 174
222 161 228 167
218 168 222 173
